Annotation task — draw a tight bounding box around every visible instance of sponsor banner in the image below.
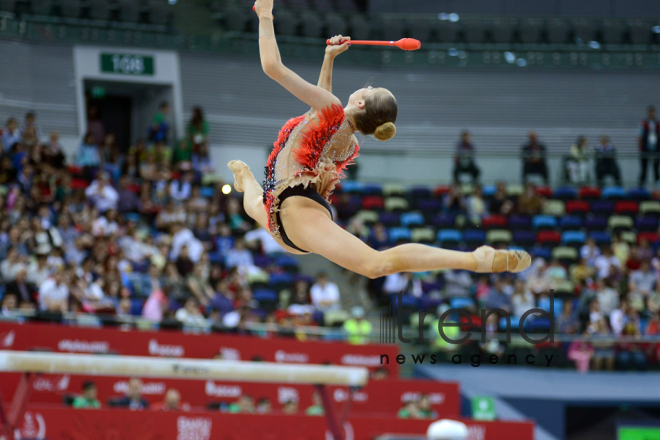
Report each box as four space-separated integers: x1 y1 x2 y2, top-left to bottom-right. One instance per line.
15 407 534 440
0 373 460 416
0 322 398 375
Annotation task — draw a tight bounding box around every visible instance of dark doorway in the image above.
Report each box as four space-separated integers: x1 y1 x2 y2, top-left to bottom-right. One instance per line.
87 94 132 153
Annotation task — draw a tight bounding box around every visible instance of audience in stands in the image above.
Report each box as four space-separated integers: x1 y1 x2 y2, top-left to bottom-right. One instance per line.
489 181 514 216
594 135 622 186
310 272 340 311
638 105 659 187
452 130 480 184
521 131 549 185
343 306 373 344
566 135 590 185
110 378 149 410
72 381 101 409
517 182 543 216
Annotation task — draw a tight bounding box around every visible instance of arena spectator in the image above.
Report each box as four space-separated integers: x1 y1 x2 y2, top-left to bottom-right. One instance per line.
244 225 285 255
556 300 579 334
256 397 272 414
517 182 543 216
596 279 619 316
170 171 194 202
1 293 18 317
594 135 621 186
149 102 170 144
443 269 472 297
416 394 439 419
142 286 169 322
397 400 420 419
467 185 486 226
590 318 615 371
282 399 298 415
343 306 372 344
175 297 208 327
383 272 422 298
639 105 659 186
368 223 391 251
580 238 601 267
228 395 255 414
442 183 465 216
2 117 21 151
566 135 590 184
38 269 69 312
85 172 118 212
155 389 188 411
172 139 193 171
485 278 512 313
109 378 149 410
310 272 340 311
452 130 480 184
187 106 209 151
511 279 534 317
72 381 101 409
490 181 515 216
77 132 102 172
521 131 549 184
305 392 325 416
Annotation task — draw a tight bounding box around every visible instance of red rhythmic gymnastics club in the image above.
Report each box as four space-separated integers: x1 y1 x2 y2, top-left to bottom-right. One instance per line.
326 38 421 51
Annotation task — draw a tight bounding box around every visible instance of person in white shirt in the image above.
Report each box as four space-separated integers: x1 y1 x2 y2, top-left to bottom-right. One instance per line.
244 225 284 255
175 297 208 328
383 272 423 298
593 246 620 280
91 209 120 237
1 294 18 317
38 271 69 312
580 238 601 267
310 272 340 311
169 222 204 263
0 248 25 282
225 239 254 271
84 173 119 213
169 172 194 202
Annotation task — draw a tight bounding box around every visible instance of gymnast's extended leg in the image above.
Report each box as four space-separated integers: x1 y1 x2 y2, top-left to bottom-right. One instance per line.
280 201 530 278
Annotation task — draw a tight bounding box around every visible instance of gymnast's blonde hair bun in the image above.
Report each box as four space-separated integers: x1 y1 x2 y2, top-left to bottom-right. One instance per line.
374 122 396 141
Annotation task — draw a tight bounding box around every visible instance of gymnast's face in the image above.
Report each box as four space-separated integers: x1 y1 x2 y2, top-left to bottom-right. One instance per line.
348 86 394 109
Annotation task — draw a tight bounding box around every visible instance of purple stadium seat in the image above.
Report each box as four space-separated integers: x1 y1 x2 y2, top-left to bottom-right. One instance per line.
635 217 657 232
590 200 615 215
584 216 608 231
509 215 532 230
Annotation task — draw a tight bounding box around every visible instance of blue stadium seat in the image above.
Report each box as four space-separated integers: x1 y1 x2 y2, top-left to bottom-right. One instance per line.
253 254 273 268
532 215 558 230
254 289 279 303
584 216 608 231
602 186 626 200
363 183 383 195
538 296 563 317
561 231 586 246
269 272 294 286
379 212 400 227
450 297 475 310
589 231 611 245
130 299 144 315
627 188 651 201
636 217 658 232
553 187 577 200
209 252 225 265
392 294 419 310
482 185 496 197
275 254 299 270
499 316 521 330
432 214 456 229
559 215 583 230
530 245 552 260
463 229 486 244
400 211 425 227
340 181 363 193
437 229 462 243
528 316 551 332
389 227 412 242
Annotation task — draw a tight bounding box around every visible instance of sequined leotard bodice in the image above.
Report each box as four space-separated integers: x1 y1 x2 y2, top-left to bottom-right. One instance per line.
263 104 359 239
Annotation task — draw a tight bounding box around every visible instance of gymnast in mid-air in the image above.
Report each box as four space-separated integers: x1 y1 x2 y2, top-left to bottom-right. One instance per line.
228 0 531 278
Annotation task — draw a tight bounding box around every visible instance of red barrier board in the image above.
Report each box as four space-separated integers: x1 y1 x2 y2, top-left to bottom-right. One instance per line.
13 407 534 440
0 373 460 417
0 322 399 375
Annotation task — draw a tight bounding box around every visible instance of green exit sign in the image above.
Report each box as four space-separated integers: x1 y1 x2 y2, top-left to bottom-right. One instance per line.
100 53 155 76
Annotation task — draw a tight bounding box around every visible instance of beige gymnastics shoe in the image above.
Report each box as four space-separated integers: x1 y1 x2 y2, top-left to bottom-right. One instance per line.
473 246 532 273
227 160 249 193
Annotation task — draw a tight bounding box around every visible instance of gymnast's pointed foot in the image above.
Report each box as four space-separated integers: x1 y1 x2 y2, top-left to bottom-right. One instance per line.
227 160 249 193
472 246 531 273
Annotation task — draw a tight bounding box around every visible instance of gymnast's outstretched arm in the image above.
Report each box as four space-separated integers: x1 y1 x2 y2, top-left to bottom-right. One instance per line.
316 35 351 93
255 0 341 110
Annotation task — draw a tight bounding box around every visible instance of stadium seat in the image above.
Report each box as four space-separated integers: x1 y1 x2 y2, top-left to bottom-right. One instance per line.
434 185 451 197
530 245 552 260
602 186 626 200
627 188 651 201
554 280 575 297
355 210 379 224
532 215 558 230
362 196 384 210
552 246 578 263
538 296 564 317
506 184 524 197
400 211 425 227
436 19 460 43
627 19 652 45
590 200 615 215
572 18 597 42
499 316 521 331
411 227 435 243
565 200 590 215
385 197 409 212
462 17 487 44
589 230 611 245
275 254 299 272
392 293 418 310
389 227 412 243
620 231 637 244
513 230 536 246
430 214 454 229
635 217 657 232
561 231 586 247
340 181 363 193
560 215 583 230
553 187 577 200
410 186 432 200
608 215 633 232
463 229 486 247
438 229 462 246
508 215 531 230
407 17 432 42
637 231 659 245
409 312 436 330
536 186 553 198
601 19 625 45
482 215 507 229
578 187 601 200
324 309 350 327
416 199 443 214
450 297 475 310
361 183 383 196
274 8 298 35
615 201 639 216
383 183 406 197
269 273 294 290
537 230 561 245
300 10 324 38
486 229 513 245
379 212 400 227
200 187 215 198
481 185 496 197
253 254 272 269
491 17 517 44
640 201 660 217
520 17 543 44
348 14 371 40
584 216 608 231
254 289 278 303
542 200 566 217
